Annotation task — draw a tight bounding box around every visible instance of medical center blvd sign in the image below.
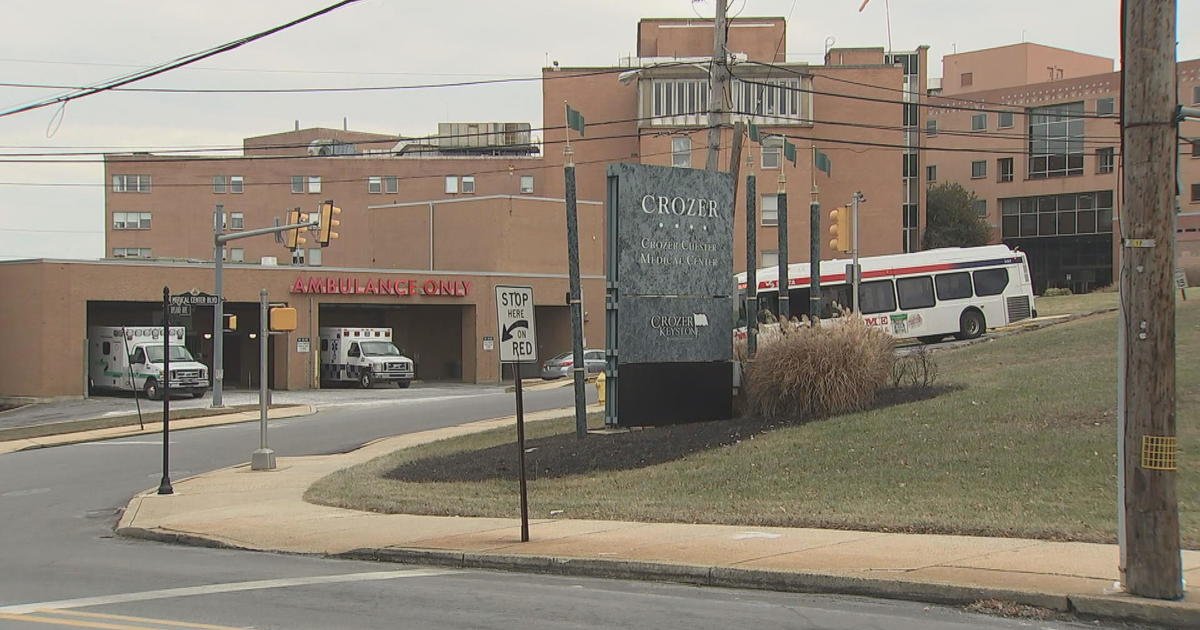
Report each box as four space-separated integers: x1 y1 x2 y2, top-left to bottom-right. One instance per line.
495 285 537 363
606 163 734 427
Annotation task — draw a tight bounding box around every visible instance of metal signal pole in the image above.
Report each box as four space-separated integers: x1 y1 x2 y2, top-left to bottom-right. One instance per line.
1117 0 1182 599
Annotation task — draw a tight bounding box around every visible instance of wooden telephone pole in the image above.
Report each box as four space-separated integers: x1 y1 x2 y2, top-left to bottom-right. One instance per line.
705 0 729 171
1118 0 1182 599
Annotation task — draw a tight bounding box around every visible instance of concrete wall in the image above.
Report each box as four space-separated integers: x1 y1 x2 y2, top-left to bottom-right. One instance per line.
940 43 1113 96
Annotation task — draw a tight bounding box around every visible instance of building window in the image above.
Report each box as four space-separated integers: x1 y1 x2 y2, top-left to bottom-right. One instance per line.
230 175 243 193
112 247 151 258
671 136 691 168
971 199 987 217
230 212 244 230
212 176 227 194
1096 97 1115 116
971 160 987 179
1192 140 1199 158
520 175 534 194
760 250 779 268
926 165 937 182
1097 147 1115 174
902 154 918 178
960 72 973 87
384 176 398 193
760 194 778 226
761 138 781 169
229 248 245 263
1028 102 1084 179
925 119 937 136
112 211 152 230
291 176 304 194
307 176 321 193
112 174 151 193
307 248 322 266
1192 183 1200 203
1194 85 1200 104
1000 190 1114 238
903 103 918 127
444 176 458 194
971 113 987 131
998 111 1014 129
211 175 244 193
998 158 1014 183
648 77 812 125
461 176 476 194
367 176 382 193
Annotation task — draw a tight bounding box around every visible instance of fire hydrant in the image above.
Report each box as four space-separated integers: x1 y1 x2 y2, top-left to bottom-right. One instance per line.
595 370 607 405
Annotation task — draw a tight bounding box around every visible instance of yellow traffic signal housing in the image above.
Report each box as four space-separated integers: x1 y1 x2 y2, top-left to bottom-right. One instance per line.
269 307 297 332
223 314 238 331
828 206 852 253
284 209 307 250
317 201 341 247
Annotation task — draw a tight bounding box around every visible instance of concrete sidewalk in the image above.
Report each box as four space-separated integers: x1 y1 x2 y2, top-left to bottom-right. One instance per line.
116 408 1198 628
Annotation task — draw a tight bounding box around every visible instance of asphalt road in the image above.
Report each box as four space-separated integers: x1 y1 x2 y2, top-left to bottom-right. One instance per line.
0 385 1117 629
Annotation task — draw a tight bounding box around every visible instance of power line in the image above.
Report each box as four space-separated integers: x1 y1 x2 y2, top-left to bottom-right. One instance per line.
0 0 365 119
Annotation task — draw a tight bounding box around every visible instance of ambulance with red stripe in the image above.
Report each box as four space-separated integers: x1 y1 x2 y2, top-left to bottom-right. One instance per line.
736 245 1036 343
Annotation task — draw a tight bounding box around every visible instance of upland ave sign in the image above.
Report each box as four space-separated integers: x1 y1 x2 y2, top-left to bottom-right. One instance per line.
495 285 537 363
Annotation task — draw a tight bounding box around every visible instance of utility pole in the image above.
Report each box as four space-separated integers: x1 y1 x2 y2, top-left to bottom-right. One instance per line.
1117 0 1182 600
705 0 729 171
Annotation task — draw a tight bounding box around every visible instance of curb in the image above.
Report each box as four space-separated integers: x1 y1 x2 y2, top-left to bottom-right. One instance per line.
328 546 1196 627
0 403 311 443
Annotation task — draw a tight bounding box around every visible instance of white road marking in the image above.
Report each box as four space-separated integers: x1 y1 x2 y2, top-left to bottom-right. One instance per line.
320 393 492 409
0 487 51 498
75 441 169 446
0 569 457 614
732 531 782 540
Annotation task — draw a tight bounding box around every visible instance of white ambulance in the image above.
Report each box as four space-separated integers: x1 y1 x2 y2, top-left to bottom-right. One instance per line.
319 327 414 389
88 326 209 399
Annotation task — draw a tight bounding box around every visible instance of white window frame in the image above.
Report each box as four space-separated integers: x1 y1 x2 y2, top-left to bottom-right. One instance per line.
291 176 304 194
519 175 534 194
229 247 245 263
368 176 382 193
307 176 321 193
971 113 987 131
307 248 322 267
113 212 151 230
671 137 691 168
113 247 151 258
760 194 779 226
445 176 459 194
971 160 987 179
461 176 476 194
112 174 151 193
998 111 1015 129
212 176 227 194
230 175 244 193
761 138 782 169
230 212 245 230
384 176 398 193
760 250 779 268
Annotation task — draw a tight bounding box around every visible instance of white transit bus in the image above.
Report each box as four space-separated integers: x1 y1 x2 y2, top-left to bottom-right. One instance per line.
736 245 1037 343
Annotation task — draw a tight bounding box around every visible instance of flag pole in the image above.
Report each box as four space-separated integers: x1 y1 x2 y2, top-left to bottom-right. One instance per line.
563 101 573 164
562 100 585 439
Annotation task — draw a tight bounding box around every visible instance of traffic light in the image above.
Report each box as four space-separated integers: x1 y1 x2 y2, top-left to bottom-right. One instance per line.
284 209 307 250
317 201 341 247
223 313 238 332
828 206 853 253
269 307 297 332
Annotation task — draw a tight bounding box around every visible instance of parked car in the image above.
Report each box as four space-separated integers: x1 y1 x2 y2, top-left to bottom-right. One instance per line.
540 349 605 379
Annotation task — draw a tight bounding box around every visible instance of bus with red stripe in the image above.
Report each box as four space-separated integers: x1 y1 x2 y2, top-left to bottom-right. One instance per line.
735 245 1036 343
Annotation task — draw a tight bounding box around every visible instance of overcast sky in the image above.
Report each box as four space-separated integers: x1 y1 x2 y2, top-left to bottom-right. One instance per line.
1 0 1195 261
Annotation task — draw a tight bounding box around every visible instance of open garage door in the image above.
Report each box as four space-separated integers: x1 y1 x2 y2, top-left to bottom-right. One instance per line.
318 303 465 383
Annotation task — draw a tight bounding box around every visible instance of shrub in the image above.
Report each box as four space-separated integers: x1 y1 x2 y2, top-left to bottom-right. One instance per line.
1043 287 1073 297
742 313 894 422
891 344 939 389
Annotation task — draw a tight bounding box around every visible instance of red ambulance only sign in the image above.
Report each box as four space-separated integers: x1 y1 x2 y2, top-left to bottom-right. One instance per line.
495 285 537 363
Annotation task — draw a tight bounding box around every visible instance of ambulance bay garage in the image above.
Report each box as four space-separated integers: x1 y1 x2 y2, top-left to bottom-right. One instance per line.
0 197 606 399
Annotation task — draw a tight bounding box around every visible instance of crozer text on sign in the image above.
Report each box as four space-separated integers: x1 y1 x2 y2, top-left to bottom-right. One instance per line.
495 285 537 363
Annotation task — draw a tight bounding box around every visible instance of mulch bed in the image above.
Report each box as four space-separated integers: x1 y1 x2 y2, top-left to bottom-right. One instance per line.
386 385 955 483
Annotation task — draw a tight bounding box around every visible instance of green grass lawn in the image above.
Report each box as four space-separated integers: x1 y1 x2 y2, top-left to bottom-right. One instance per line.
1033 290 1119 317
308 298 1198 547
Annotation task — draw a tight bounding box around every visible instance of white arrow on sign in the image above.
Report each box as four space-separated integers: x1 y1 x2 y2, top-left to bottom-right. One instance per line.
495 285 537 363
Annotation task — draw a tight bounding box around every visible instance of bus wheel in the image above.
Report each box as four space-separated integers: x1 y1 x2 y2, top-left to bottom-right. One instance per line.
144 378 161 401
359 373 374 389
918 335 944 344
956 310 986 340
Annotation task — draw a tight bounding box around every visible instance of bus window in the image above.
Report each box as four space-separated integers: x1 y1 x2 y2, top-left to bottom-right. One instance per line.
935 272 972 300
735 291 747 328
758 292 779 321
859 280 897 314
896 276 936 310
973 268 1009 296
821 284 852 317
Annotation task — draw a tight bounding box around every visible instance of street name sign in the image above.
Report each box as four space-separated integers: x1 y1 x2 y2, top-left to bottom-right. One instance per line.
495 285 537 363
171 291 220 306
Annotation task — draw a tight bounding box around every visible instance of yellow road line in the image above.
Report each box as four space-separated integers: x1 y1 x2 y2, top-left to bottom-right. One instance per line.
0 609 246 630
53 609 246 629
0 611 149 630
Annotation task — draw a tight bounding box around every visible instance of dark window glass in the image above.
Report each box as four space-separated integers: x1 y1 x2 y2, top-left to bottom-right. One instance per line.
972 114 987 131
320 339 329 351
1039 212 1057 235
1193 183 1200 203
998 158 1014 182
926 165 937 182
1096 97 1115 115
131 348 146 364
1020 215 1038 236
348 343 360 358
935 272 973 300
1002 215 1019 237
1077 210 1097 233
1058 211 1077 234
859 280 897 315
897 276 936 310
973 268 1009 296
998 111 1014 128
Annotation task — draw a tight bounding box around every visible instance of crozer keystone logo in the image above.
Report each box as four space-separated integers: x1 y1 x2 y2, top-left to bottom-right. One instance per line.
650 313 710 338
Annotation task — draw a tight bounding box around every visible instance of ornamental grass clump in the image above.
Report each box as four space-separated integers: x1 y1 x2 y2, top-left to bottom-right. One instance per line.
743 312 895 422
